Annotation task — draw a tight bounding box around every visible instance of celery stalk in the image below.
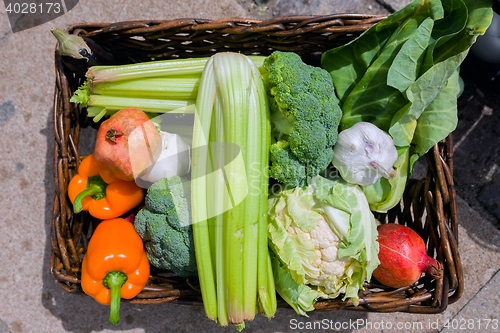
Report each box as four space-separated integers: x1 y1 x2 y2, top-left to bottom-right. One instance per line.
191 56 218 322
87 57 210 84
251 60 277 319
91 77 200 100
87 95 195 113
216 55 251 324
207 92 232 326
87 56 266 84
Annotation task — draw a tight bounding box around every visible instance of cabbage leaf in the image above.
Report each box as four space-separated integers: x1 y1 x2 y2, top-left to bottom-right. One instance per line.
267 176 379 314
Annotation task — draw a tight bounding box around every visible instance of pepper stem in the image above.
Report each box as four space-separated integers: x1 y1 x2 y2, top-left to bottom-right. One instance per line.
102 271 128 325
73 176 107 213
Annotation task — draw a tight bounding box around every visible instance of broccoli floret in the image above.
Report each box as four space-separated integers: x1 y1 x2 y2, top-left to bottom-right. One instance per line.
134 176 197 277
144 175 189 220
269 140 334 188
263 51 342 186
269 140 306 188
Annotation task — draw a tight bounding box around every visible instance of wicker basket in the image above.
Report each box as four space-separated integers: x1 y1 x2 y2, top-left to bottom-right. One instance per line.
51 15 463 314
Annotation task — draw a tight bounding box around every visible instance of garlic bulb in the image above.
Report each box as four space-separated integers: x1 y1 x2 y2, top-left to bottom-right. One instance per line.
332 122 398 186
140 131 191 183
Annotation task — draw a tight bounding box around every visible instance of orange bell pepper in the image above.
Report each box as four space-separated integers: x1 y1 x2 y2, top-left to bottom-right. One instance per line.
81 218 150 325
68 154 144 219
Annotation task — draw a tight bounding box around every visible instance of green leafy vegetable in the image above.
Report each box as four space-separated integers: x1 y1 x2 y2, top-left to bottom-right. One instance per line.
321 0 493 212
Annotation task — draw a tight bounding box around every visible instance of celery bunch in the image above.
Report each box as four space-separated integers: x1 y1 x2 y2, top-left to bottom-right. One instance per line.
70 56 265 122
70 57 207 122
191 52 276 329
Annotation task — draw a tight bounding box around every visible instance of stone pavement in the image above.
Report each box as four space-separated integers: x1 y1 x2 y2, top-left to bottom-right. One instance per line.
0 0 499 332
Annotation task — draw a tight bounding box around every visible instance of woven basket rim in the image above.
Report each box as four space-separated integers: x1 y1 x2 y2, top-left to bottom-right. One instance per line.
64 14 388 41
65 13 388 29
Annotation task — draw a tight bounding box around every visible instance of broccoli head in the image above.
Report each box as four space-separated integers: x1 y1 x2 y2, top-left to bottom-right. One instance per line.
263 51 342 186
134 176 197 277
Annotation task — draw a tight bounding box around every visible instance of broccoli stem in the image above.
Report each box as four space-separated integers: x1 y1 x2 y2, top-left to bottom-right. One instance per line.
102 271 128 325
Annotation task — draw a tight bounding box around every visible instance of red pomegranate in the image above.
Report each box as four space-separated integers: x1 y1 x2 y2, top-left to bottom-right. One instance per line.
373 223 443 288
94 108 162 181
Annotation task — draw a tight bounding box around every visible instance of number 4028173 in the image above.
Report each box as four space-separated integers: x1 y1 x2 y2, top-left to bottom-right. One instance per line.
443 318 499 330
5 2 61 14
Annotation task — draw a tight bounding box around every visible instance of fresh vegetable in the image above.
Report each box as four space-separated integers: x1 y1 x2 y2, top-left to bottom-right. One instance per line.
191 52 276 329
267 175 379 315
321 0 493 212
134 176 197 277
263 51 342 187
373 223 442 288
81 218 150 325
67 154 144 219
91 77 200 99
51 27 116 76
71 81 197 122
362 147 410 213
93 108 162 181
70 56 266 122
139 130 191 184
332 122 398 186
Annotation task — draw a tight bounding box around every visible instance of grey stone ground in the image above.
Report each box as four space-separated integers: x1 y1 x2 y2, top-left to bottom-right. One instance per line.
0 0 499 332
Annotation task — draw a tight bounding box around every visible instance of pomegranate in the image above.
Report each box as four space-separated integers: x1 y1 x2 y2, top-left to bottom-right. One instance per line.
373 223 442 288
94 108 162 181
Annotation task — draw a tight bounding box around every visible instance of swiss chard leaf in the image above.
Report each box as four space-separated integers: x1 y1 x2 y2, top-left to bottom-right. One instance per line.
322 0 443 131
388 51 466 147
321 0 493 212
387 17 433 92
430 0 493 67
411 69 461 160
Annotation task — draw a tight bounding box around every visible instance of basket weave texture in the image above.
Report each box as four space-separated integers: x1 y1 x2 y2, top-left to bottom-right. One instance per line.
51 15 463 313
